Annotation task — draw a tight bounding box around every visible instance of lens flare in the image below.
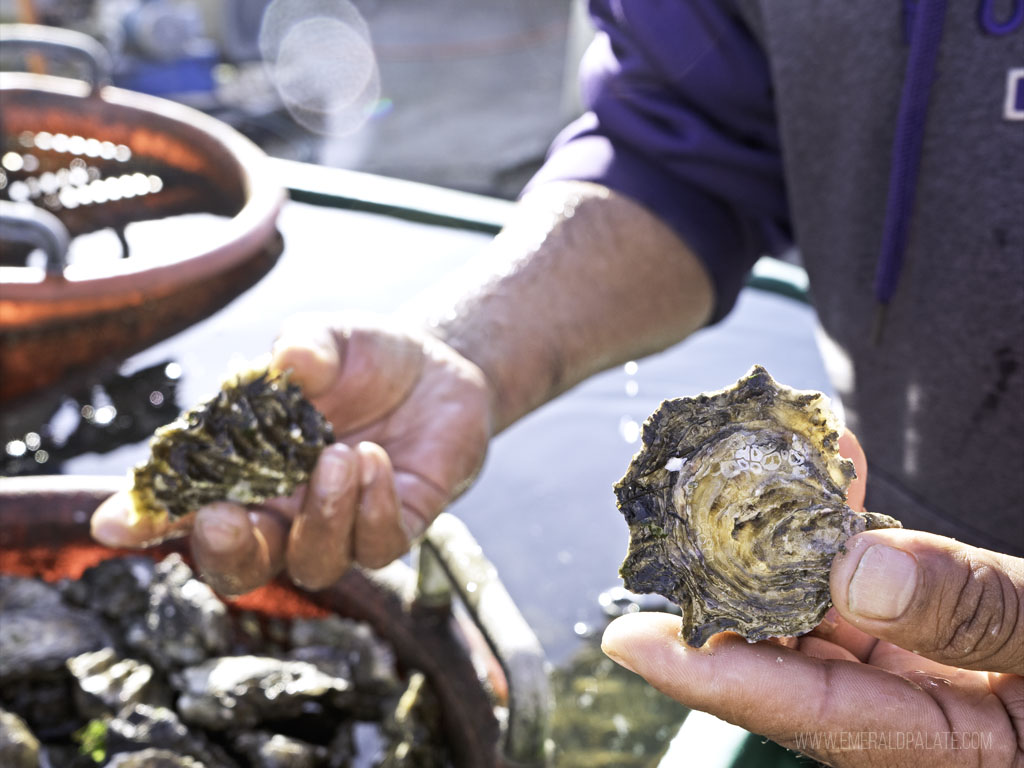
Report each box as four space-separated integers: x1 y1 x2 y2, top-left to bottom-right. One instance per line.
259 0 380 136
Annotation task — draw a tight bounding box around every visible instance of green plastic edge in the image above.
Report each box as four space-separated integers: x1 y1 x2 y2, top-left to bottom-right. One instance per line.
274 158 810 303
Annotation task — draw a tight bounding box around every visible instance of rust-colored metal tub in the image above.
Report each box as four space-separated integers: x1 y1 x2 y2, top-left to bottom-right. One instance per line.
0 28 285 405
0 476 552 767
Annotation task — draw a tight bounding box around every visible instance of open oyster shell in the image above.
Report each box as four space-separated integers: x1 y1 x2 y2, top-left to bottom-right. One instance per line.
615 366 900 647
130 366 334 522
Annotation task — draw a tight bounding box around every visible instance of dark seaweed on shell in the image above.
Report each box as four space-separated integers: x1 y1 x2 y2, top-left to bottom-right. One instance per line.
130 367 334 521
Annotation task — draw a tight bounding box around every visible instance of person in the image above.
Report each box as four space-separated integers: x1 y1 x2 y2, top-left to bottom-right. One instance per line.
92 0 1023 764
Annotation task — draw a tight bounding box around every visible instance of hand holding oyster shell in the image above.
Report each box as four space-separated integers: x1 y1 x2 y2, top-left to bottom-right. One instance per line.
615 366 900 646
91 318 493 595
607 403 1023 765
602 525 1024 766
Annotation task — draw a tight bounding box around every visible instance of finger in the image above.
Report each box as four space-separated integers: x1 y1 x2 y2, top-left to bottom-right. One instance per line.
262 493 302 521
989 672 1024 755
296 324 423 433
796 635 860 663
391 470 435 542
837 429 867 512
191 502 287 597
274 317 424 427
601 613 971 764
286 443 360 590
91 491 177 547
832 528 1024 674
865 638 982 682
353 442 411 569
806 608 879 662
271 319 342 398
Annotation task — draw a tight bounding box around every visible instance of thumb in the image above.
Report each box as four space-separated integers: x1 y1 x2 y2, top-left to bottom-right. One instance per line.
831 528 1024 674
271 317 342 398
270 316 424 434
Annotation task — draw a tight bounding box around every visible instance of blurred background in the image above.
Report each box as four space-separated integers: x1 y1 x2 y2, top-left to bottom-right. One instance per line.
0 0 584 198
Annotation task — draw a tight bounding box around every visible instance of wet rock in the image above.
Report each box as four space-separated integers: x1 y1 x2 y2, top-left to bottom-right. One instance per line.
0 603 113 683
105 704 236 768
40 742 95 768
174 656 352 730
326 723 360 768
231 611 271 656
127 555 229 669
0 707 40 768
230 731 329 768
288 616 398 716
0 556 448 764
0 676 79 741
264 617 292 654
104 747 208 767
0 579 113 740
0 574 65 612
61 557 155 623
67 648 169 719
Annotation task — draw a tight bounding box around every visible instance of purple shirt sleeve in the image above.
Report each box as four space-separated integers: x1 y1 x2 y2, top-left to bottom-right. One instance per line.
527 0 792 321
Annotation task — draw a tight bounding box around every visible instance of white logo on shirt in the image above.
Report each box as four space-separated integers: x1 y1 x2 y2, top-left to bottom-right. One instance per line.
1005 68 1024 120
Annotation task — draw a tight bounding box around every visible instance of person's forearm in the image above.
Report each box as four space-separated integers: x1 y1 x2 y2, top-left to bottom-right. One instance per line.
416 181 715 433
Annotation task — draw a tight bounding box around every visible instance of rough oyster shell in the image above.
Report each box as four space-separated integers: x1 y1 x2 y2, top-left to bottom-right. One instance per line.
615 366 900 647
130 366 334 522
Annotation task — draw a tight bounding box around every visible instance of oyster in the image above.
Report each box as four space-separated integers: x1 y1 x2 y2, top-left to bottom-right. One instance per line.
130 366 334 521
66 648 169 718
615 366 900 647
174 655 352 730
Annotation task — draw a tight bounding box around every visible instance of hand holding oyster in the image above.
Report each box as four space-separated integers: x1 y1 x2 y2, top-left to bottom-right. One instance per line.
93 320 493 592
614 366 900 647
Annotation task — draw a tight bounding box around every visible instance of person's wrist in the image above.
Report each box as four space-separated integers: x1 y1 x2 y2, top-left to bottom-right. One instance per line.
420 322 509 434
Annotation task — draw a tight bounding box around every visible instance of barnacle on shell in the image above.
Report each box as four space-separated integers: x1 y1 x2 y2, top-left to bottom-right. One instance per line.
129 366 334 523
614 365 900 647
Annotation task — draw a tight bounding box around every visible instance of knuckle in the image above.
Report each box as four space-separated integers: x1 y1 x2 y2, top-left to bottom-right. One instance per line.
289 571 330 591
287 554 337 591
935 556 1019 666
205 570 262 598
356 535 405 570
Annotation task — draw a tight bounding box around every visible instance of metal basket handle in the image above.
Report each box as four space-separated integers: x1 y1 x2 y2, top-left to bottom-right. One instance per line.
416 514 552 766
0 200 70 273
0 23 112 94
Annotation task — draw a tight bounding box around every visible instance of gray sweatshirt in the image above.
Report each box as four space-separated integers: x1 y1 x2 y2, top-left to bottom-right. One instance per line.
530 0 1023 554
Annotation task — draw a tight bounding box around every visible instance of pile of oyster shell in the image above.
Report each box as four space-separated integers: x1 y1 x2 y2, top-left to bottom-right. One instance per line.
0 554 446 768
